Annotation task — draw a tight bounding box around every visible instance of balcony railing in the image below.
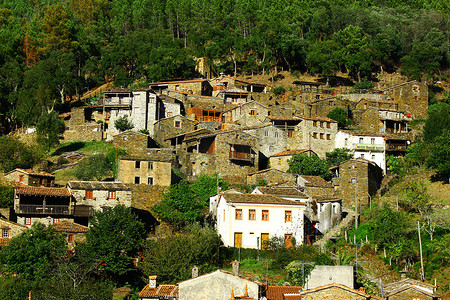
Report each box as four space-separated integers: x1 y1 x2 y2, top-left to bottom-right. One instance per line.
196 116 222 122
229 151 253 162
355 143 384 152
386 144 407 151
17 204 72 215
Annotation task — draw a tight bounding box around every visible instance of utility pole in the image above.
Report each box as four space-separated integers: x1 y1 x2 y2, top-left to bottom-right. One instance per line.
352 165 358 229
418 220 424 281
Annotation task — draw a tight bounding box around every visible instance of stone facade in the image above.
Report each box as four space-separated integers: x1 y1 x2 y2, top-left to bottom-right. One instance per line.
0 218 27 247
153 115 198 147
222 101 269 127
246 168 296 186
310 197 342 234
4 169 55 187
118 157 171 186
149 79 213 96
305 266 354 289
63 107 103 142
296 116 338 158
178 270 262 300
334 159 383 207
354 108 410 134
383 80 428 119
113 131 158 156
299 284 375 300
387 286 436 300
306 97 351 118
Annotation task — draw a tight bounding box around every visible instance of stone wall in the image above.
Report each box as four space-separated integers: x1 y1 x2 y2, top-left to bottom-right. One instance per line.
117 158 171 186
223 101 268 127
305 266 354 289
63 124 102 143
153 116 198 147
307 97 350 118
301 287 367 300
0 218 26 240
384 81 428 119
129 184 168 211
247 169 296 186
388 288 434 300
113 131 154 156
299 118 338 158
72 189 132 211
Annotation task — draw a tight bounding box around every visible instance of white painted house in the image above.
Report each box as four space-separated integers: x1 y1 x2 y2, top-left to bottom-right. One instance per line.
335 130 386 173
211 192 306 248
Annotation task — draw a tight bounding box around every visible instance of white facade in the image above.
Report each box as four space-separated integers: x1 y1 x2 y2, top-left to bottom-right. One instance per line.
213 193 306 248
335 131 386 173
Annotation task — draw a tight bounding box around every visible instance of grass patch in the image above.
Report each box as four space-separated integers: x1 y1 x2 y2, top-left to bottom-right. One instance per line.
51 140 114 156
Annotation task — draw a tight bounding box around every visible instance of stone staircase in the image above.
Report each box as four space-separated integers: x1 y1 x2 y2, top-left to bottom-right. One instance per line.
315 208 356 250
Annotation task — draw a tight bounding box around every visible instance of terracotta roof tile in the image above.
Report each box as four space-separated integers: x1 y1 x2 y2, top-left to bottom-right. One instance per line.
139 284 178 298
270 149 311 157
52 220 89 233
266 286 303 300
223 193 305 206
300 175 333 188
10 169 54 177
15 186 71 197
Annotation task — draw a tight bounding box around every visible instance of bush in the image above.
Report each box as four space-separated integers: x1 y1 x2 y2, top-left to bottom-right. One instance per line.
353 80 374 90
273 86 286 95
114 115 134 132
327 107 351 128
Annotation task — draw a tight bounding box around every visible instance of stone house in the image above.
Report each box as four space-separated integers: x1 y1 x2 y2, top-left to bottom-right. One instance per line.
382 80 428 119
385 286 439 300
222 101 269 127
354 107 411 134
213 75 267 94
153 115 199 147
219 88 249 105
269 149 317 173
187 107 223 123
297 175 334 198
52 220 89 250
113 130 159 155
13 185 77 227
306 96 351 118
139 276 178 300
178 269 264 300
117 156 172 186
296 283 383 299
149 79 213 96
4 169 55 187
0 218 27 247
212 192 306 248
67 181 131 220
353 98 398 111
169 129 259 184
246 168 296 186
62 107 103 142
384 278 438 299
332 158 383 207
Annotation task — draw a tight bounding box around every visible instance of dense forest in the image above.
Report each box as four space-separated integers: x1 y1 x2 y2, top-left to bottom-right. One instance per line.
0 0 449 131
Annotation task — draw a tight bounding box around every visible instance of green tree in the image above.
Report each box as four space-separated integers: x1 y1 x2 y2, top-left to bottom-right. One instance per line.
400 42 441 80
326 148 353 167
404 181 431 218
0 183 14 208
191 174 229 206
423 103 450 142
327 108 351 128
287 153 330 178
114 115 134 132
74 153 111 181
36 111 65 153
79 205 146 278
0 136 42 172
0 223 66 279
426 129 450 180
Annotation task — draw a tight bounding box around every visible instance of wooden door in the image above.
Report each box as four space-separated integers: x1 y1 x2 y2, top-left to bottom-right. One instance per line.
234 232 243 248
261 233 269 250
284 234 293 248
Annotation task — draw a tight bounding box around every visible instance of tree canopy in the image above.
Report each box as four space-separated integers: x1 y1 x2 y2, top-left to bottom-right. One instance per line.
287 153 330 178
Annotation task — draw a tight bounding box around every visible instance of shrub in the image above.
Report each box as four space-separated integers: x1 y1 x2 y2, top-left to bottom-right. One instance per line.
273 86 286 95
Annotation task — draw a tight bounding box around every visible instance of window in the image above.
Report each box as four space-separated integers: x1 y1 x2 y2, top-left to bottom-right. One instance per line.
288 131 293 138
235 209 243 220
360 154 365 158
320 122 324 128
53 218 59 224
135 176 140 184
278 158 282 165
108 191 116 199
135 161 141 168
329 101 334 106
264 130 268 137
313 121 317 127
284 234 293 248
2 229 9 238
19 175 24 182
313 132 317 139
148 162 153 169
249 209 256 220
85 190 93 199
68 234 74 243
370 138 375 144
274 132 279 138
333 205 337 214
326 122 331 128
148 177 154 185
344 138 348 146
269 146 274 152
262 210 269 221
359 138 364 143
372 154 375 160
327 134 331 140
320 133 324 139
25 217 31 225
175 121 181 128
40 178 45 186
250 110 255 115
320 204 324 212
285 210 292 222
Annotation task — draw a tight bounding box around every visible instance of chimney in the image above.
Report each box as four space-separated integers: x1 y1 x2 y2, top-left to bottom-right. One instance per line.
231 260 240 276
149 276 157 288
191 266 199 278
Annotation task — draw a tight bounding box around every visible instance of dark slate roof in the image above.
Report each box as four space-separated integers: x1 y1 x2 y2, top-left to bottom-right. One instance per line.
312 196 342 203
271 149 312 157
300 175 333 188
52 220 89 233
67 181 130 191
223 193 305 206
256 187 307 198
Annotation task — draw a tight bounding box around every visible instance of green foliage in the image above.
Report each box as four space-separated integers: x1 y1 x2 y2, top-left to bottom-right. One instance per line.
74 153 111 181
326 148 353 167
191 174 229 206
424 103 450 142
404 181 431 217
327 108 351 128
141 224 221 283
0 136 43 172
0 223 66 279
287 153 330 178
273 86 286 95
0 183 14 208
80 205 146 278
285 260 314 286
426 129 450 179
353 80 374 90
139 129 149 134
401 42 441 80
386 155 405 175
36 111 65 153
114 115 134 132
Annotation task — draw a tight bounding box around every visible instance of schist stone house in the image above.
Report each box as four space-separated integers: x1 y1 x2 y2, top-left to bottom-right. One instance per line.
149 79 213 96
222 101 269 127
0 218 27 247
117 157 172 186
4 169 55 187
52 220 89 250
211 191 306 248
153 115 198 146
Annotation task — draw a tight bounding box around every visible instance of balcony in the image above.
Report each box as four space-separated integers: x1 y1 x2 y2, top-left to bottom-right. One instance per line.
355 143 384 152
229 151 254 162
17 204 72 215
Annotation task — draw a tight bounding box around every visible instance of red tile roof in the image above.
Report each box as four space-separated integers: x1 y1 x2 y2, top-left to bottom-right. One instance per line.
15 186 71 197
138 284 178 298
266 286 303 300
52 220 89 233
223 193 305 206
270 149 311 157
